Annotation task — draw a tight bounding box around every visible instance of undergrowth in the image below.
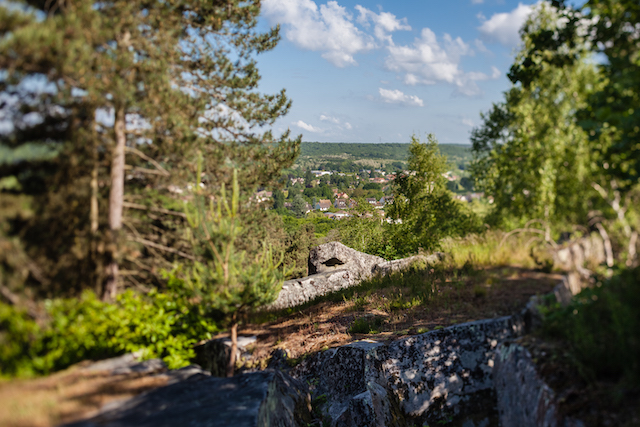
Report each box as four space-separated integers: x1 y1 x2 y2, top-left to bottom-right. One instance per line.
541 266 640 386
0 290 219 378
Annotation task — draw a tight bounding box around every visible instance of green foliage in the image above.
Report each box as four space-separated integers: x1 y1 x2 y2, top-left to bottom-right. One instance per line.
541 267 640 385
0 0 300 297
349 316 383 334
471 3 600 227
0 290 218 378
176 168 286 326
387 134 482 255
337 215 397 259
291 193 309 218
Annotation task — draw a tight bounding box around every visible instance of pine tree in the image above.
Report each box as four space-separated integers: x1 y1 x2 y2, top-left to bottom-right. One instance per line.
181 167 286 377
1 1 299 299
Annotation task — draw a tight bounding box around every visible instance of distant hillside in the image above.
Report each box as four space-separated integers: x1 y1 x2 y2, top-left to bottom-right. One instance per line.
296 142 472 170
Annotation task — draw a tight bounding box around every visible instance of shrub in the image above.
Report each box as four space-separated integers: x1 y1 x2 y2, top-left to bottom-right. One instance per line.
541 267 640 385
0 289 219 378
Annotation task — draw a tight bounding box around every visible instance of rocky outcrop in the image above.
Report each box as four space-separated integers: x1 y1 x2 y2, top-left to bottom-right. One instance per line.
268 242 443 311
493 343 558 427
64 369 313 427
308 242 385 277
383 317 519 425
293 340 405 427
268 269 359 311
373 253 445 276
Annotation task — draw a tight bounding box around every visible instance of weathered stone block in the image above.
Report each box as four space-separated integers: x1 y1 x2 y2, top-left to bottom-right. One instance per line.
267 269 358 311
293 340 406 427
308 242 385 278
383 317 517 425
494 343 558 427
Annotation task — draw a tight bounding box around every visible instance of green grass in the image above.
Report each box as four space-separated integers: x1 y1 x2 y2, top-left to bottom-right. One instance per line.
349 316 384 334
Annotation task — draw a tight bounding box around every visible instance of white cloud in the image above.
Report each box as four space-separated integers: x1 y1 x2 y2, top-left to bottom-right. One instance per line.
294 120 322 132
355 5 411 44
379 88 424 107
478 3 535 47
383 28 485 96
462 118 475 127
474 38 490 53
471 0 484 4
320 114 352 130
319 114 340 124
491 66 501 79
262 0 375 67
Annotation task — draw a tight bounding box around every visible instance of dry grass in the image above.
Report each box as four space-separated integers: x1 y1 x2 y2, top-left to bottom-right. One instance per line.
237 266 561 367
441 230 553 270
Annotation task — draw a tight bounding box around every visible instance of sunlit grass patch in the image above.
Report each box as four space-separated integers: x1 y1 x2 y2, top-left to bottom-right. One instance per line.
441 230 543 269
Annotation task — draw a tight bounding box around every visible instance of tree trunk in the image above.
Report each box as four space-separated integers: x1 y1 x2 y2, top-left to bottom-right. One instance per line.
103 103 126 301
227 319 238 377
90 132 102 295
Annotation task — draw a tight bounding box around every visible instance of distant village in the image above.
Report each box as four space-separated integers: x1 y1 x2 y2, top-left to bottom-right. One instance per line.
255 168 487 220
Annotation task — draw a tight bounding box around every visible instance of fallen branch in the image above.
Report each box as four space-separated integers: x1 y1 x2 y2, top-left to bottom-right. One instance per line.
124 165 170 176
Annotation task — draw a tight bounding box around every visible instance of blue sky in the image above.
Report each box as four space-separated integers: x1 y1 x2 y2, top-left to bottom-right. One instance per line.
255 0 543 144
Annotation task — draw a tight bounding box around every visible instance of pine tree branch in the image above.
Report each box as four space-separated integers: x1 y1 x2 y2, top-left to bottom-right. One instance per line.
124 164 170 176
125 146 170 176
123 201 187 218
128 236 197 261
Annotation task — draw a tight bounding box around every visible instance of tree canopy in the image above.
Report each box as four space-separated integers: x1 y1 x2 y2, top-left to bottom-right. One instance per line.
0 0 299 299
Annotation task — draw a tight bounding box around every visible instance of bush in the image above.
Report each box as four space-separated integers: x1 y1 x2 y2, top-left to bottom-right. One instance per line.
0 289 219 378
541 267 640 385
349 316 383 334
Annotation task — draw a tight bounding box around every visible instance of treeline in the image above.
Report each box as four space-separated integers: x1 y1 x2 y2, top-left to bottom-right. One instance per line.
299 142 472 162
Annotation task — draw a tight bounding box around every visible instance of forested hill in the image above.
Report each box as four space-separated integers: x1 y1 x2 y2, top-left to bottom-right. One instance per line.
300 142 471 161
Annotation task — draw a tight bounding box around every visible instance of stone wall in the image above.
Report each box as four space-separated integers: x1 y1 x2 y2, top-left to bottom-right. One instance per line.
292 316 525 427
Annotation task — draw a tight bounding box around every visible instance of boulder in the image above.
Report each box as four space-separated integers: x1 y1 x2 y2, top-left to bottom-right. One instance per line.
267 269 359 311
308 242 385 279
64 370 313 427
269 243 444 311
